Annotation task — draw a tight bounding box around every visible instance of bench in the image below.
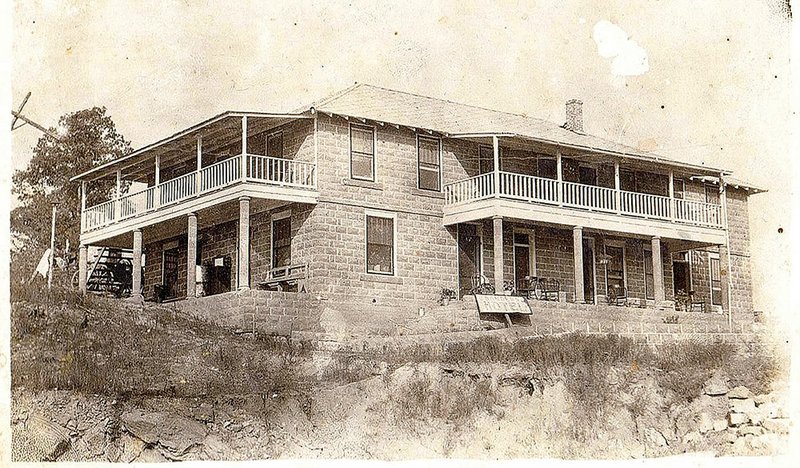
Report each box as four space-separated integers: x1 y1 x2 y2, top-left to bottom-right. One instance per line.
259 263 308 292
519 276 560 301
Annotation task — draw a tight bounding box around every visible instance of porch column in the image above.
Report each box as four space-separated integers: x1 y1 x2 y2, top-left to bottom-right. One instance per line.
573 226 584 303
186 213 197 298
132 229 143 299
78 244 87 294
557 151 563 205
651 236 665 302
238 196 251 290
492 216 504 293
492 135 500 197
719 244 731 320
241 116 248 180
196 136 203 193
80 181 87 231
115 169 122 220
614 161 621 213
668 171 675 222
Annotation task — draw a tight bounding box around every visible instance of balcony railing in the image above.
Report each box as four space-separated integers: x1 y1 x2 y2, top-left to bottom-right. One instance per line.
444 171 724 229
82 154 317 232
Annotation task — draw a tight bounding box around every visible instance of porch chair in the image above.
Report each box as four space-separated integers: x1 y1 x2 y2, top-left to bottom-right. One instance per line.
470 274 495 295
607 285 628 306
538 278 561 301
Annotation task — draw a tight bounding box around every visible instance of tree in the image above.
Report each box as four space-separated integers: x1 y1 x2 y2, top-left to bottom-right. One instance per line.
11 107 132 265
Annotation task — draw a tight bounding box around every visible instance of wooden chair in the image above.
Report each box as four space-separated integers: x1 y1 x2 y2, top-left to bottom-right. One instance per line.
538 278 560 301
470 274 495 295
607 286 628 306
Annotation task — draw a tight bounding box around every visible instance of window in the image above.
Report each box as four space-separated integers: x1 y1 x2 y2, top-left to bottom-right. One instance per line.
366 213 395 275
605 245 625 295
350 124 375 181
620 170 636 192
705 185 720 204
709 253 722 305
537 158 557 179
643 248 654 300
272 215 291 268
267 132 283 158
478 145 494 175
673 179 685 199
417 136 441 191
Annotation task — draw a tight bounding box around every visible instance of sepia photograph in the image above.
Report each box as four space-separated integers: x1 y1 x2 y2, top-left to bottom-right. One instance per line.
2 0 796 464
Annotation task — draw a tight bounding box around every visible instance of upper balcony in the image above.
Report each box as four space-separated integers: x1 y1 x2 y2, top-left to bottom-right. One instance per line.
73 112 318 245
82 154 316 232
443 170 727 246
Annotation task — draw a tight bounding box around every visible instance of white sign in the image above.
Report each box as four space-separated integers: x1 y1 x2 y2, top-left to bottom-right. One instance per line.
214 257 224 267
474 294 532 315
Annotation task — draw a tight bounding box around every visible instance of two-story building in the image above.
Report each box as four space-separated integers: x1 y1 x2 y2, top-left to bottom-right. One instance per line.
71 84 763 331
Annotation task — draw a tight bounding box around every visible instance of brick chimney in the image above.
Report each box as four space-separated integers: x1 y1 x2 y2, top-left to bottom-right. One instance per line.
564 99 583 133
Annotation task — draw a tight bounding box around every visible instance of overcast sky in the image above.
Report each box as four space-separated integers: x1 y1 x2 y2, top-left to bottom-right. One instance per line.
8 0 793 317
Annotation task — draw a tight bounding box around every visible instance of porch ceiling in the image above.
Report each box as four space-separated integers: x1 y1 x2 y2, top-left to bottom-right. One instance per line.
72 112 311 183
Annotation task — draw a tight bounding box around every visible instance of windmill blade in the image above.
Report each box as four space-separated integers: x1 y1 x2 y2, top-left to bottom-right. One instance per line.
11 91 31 130
11 110 62 141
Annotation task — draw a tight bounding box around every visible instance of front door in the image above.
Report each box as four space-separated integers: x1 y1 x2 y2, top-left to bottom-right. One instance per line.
458 224 481 296
582 238 595 303
162 247 180 299
673 260 690 295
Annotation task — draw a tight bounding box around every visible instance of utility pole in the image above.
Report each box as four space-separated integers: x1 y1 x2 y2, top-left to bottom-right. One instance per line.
11 91 62 141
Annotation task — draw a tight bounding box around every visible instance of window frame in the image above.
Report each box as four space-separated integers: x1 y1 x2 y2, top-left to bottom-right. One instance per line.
270 209 292 269
709 252 722 306
673 178 686 199
365 209 397 276
643 247 655 300
416 134 442 192
349 123 376 182
266 131 284 158
604 240 627 295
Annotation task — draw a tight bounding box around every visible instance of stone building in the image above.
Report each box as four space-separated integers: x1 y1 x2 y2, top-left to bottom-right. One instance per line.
72 84 764 331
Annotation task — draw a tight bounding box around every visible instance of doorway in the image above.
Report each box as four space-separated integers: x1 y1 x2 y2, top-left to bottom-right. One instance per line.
582 238 596 304
204 255 231 296
513 232 531 292
457 224 482 297
161 247 180 300
672 252 691 295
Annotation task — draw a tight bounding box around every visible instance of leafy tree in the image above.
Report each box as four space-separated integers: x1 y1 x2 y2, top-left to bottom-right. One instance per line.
11 107 132 268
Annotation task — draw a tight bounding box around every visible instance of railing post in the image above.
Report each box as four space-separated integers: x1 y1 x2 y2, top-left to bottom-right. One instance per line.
241 116 248 181
492 135 500 198
196 136 202 194
557 151 563 206
614 161 621 214
668 170 676 222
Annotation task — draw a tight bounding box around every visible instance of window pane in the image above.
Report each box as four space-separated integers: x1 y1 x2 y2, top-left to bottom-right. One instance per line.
351 154 373 180
351 127 374 155
419 167 440 191
418 137 439 164
267 133 283 158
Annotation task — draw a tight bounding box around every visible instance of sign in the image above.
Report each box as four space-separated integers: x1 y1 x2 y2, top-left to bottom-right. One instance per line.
214 257 225 267
474 294 532 315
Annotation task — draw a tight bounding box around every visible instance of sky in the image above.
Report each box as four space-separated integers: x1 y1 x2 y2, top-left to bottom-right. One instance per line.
6 0 794 321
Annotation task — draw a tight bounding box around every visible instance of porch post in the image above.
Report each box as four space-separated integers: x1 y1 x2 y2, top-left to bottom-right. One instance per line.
115 169 122 220
614 161 621 213
80 181 87 231
196 136 202 193
573 226 584 303
187 213 197 298
557 151 563 206
154 155 161 208
668 170 675 222
238 196 251 290
132 229 143 300
241 116 248 180
492 216 504 293
492 135 500 198
78 244 87 293
651 236 665 302
719 173 732 327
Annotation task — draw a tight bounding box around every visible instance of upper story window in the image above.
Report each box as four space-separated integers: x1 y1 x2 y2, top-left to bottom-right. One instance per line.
267 132 283 158
478 145 493 174
674 179 685 199
366 211 395 275
537 158 556 179
350 124 375 181
705 185 720 204
417 135 441 191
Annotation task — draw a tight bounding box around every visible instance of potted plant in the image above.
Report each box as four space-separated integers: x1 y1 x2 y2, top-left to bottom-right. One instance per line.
439 288 457 306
